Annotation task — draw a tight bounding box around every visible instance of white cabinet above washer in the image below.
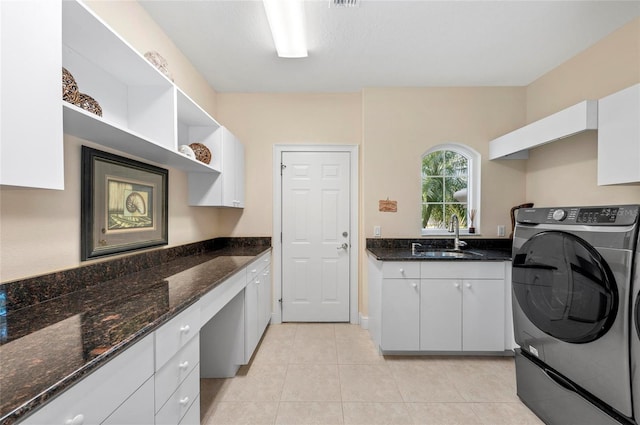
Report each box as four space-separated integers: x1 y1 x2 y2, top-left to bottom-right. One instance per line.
489 100 598 160
597 83 640 185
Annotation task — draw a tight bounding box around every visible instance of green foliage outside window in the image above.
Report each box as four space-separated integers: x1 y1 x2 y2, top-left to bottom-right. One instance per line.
422 150 468 230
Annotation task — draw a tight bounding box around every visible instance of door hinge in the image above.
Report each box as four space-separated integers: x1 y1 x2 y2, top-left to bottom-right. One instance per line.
280 163 286 175
278 298 282 304
280 232 283 243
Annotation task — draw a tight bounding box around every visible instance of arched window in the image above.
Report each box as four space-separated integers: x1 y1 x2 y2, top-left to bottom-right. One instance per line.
421 144 480 235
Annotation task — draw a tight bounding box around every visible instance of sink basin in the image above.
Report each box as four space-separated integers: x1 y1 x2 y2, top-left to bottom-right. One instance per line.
413 250 483 258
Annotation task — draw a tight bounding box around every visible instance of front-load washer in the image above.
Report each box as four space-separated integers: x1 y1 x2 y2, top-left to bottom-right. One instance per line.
632 241 640 424
512 205 639 423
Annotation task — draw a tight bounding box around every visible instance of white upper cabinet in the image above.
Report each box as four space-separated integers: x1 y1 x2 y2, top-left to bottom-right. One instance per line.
188 127 245 208
3 0 247 199
1 0 64 189
597 83 640 185
489 100 598 160
60 0 220 174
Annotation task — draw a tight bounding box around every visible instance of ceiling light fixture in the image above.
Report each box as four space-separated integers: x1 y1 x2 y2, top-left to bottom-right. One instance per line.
263 0 308 58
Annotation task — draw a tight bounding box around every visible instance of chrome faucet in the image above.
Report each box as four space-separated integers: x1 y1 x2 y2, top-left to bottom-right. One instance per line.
448 214 467 250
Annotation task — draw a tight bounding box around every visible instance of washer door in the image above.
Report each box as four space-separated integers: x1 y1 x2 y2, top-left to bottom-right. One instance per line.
636 294 640 340
512 231 617 344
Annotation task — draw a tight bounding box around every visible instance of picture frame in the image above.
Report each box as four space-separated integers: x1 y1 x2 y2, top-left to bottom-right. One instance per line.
81 146 168 260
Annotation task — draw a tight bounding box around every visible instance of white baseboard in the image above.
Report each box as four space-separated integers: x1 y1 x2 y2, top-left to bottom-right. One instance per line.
359 313 369 330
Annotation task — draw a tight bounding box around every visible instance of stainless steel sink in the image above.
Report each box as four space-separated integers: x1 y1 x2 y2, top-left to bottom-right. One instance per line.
412 249 484 258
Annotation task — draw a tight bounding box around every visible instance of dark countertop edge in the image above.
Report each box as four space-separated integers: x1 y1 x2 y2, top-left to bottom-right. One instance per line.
366 248 511 262
1 246 271 425
365 237 512 261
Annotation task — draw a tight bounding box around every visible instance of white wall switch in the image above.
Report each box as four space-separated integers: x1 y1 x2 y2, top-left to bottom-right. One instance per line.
374 225 381 237
497 225 506 237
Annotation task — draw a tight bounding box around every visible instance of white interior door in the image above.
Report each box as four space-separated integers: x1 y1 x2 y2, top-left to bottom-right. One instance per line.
281 151 351 322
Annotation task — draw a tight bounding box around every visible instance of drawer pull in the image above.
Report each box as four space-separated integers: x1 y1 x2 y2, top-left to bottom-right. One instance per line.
466 283 472 289
399 268 404 273
454 282 460 288
411 282 418 289
180 325 191 334
179 361 189 370
251 269 257 273
179 396 190 406
65 414 84 425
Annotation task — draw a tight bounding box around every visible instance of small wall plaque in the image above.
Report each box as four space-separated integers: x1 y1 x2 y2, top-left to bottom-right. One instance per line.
379 200 397 212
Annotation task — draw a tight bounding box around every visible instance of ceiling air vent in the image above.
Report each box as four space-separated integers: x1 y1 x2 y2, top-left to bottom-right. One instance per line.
332 0 358 8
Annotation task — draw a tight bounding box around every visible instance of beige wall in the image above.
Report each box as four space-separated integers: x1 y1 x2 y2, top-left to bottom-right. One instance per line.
0 1 222 282
524 17 640 207
362 87 527 239
216 93 363 237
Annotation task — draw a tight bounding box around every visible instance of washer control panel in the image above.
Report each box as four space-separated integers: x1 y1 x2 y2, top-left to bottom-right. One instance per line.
517 205 639 225
576 207 619 224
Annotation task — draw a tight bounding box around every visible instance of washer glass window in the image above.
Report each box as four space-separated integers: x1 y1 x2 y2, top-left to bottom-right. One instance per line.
512 231 617 343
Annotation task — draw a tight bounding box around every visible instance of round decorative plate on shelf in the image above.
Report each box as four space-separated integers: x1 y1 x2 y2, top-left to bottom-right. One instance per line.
75 93 102 117
62 67 80 104
189 142 211 164
179 144 196 159
144 51 174 82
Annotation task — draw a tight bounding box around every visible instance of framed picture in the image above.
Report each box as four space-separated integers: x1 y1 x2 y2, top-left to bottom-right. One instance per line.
81 146 168 260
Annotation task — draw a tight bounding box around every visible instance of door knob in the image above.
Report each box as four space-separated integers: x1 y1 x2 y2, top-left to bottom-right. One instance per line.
337 243 349 250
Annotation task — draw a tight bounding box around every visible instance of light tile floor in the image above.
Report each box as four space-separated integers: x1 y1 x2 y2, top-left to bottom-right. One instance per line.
200 323 544 425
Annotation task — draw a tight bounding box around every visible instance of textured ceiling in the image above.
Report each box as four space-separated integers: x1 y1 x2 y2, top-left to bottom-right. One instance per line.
138 0 640 93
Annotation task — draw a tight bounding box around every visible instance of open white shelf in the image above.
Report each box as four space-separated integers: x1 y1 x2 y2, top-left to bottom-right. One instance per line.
63 104 219 173
61 0 221 175
489 100 598 160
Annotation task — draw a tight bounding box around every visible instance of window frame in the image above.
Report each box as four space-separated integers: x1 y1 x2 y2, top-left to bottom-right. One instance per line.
420 143 481 236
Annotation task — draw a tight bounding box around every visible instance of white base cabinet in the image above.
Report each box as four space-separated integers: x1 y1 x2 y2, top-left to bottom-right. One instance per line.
244 252 272 362
19 250 272 424
21 334 155 425
368 255 509 354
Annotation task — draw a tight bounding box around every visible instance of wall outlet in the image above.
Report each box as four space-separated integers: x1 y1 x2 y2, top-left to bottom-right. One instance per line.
497 225 506 237
374 225 381 237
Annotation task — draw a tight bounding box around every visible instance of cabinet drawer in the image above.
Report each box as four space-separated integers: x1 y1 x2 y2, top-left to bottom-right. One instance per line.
155 364 200 425
156 302 200 370
421 261 505 279
21 334 154 425
155 334 200 412
246 252 271 284
101 376 155 425
382 261 420 279
178 395 200 425
200 269 246 327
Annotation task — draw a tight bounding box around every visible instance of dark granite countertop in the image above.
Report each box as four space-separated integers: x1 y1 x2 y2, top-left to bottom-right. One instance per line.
366 238 512 261
0 239 271 424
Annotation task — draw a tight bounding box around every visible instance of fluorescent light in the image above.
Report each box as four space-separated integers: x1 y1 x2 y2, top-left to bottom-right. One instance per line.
263 0 308 58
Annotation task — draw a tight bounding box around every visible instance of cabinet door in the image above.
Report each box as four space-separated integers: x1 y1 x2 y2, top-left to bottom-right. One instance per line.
598 84 640 185
233 138 245 208
462 279 505 351
381 279 420 351
244 279 259 363
420 280 462 351
1 0 64 189
258 267 271 333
